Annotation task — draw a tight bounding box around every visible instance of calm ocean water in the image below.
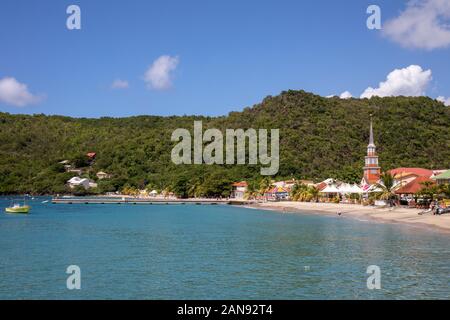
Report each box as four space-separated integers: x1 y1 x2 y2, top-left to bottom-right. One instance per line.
0 196 449 300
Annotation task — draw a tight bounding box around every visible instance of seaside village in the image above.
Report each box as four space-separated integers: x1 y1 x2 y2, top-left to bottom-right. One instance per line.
62 120 450 213
230 120 450 213
232 121 450 214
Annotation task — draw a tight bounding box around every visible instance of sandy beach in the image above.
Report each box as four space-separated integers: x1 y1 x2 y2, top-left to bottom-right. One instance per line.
247 201 450 233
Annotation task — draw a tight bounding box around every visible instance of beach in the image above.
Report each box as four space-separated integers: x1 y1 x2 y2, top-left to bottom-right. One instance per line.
247 201 450 233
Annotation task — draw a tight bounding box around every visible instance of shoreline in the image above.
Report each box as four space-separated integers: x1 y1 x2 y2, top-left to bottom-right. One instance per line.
245 201 450 234
4 195 450 234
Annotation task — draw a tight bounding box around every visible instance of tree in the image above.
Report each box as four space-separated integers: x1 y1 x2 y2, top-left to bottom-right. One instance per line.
438 184 450 198
259 177 274 200
291 183 320 202
291 182 307 201
170 176 189 198
418 181 439 202
1 91 450 195
374 173 397 206
308 186 320 202
244 180 259 200
72 154 90 168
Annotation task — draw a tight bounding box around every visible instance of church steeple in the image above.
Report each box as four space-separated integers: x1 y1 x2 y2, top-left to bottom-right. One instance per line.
368 116 375 147
363 116 381 185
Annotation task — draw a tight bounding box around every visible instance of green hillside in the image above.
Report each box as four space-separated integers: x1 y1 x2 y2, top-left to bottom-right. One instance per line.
0 90 449 195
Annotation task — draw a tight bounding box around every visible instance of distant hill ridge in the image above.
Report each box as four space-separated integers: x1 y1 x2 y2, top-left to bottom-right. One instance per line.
0 90 449 194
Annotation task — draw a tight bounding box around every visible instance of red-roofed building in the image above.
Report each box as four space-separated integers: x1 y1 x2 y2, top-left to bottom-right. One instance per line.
316 178 335 191
231 181 248 199
87 152 96 159
232 181 248 188
265 186 289 200
395 176 434 195
316 182 327 191
389 168 433 178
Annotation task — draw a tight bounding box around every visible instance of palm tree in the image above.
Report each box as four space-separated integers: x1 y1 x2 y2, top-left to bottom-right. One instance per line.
259 177 274 200
187 178 202 198
438 184 450 198
290 182 307 201
418 181 439 202
374 172 397 206
290 183 319 202
244 181 258 200
308 186 320 202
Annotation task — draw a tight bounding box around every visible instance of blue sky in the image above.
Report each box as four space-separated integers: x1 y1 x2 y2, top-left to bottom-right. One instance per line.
0 0 449 117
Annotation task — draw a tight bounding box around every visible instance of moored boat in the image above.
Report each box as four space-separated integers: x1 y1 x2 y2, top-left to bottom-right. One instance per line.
5 203 30 214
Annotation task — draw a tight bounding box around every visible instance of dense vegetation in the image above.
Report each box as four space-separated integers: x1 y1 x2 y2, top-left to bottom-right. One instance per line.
0 90 449 196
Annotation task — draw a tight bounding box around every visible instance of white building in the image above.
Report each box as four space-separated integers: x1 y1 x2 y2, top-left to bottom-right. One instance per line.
67 177 97 189
231 181 248 199
67 177 90 189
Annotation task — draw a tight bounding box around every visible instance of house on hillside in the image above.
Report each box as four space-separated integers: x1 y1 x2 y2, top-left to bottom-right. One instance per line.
67 177 97 189
67 177 90 189
96 171 111 180
67 168 83 175
87 152 96 160
89 180 98 188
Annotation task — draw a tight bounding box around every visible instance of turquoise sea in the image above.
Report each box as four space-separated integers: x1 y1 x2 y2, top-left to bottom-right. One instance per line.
0 196 449 300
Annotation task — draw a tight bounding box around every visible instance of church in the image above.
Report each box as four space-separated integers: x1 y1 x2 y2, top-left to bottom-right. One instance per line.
361 117 381 186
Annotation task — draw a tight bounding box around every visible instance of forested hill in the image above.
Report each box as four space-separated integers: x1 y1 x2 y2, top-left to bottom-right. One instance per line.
1 90 449 195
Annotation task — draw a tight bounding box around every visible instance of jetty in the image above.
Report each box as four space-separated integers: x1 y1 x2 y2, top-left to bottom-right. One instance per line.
51 197 253 205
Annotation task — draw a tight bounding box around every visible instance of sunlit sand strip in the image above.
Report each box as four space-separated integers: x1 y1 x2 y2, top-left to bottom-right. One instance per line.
247 201 450 233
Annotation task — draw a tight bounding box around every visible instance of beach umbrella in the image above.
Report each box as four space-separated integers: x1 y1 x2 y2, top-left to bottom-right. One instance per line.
350 184 363 194
338 183 354 194
321 184 340 193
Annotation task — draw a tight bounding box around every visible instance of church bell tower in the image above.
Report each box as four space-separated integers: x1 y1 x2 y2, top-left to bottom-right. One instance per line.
363 116 381 185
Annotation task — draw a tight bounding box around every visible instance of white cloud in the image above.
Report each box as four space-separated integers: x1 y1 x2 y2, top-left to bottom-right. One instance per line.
339 91 353 99
111 79 129 89
383 0 450 50
360 65 432 99
437 96 450 106
0 77 43 107
144 55 179 90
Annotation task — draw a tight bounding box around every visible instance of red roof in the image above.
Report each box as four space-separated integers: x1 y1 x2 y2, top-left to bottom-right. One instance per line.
232 181 248 187
267 186 289 194
395 176 434 194
87 152 96 158
316 182 327 191
389 168 433 178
